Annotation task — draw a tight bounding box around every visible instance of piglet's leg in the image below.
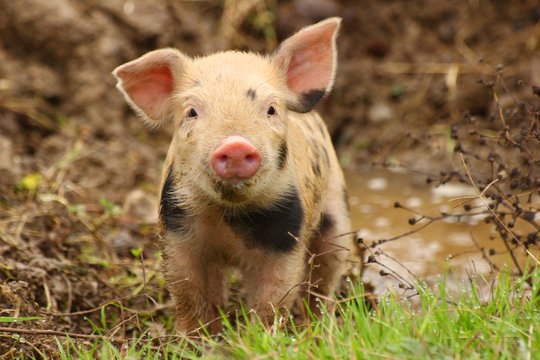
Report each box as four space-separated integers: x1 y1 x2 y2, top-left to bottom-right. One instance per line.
307 182 353 316
162 240 223 335
242 249 306 325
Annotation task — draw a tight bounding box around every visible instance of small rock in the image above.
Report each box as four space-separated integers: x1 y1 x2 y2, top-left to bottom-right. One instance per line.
110 229 142 255
123 189 158 224
368 102 393 123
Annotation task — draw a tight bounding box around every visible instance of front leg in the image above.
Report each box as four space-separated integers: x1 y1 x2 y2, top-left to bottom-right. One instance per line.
242 248 306 326
306 180 354 317
163 239 223 335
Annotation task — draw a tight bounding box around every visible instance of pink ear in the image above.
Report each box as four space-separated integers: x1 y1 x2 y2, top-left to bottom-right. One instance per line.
275 17 341 113
113 49 186 124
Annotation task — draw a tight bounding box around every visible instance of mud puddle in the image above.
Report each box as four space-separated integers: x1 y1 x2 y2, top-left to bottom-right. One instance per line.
345 168 538 295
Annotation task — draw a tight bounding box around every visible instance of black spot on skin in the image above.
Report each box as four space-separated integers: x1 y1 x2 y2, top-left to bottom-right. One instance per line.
160 168 188 232
297 89 326 113
246 88 257 101
321 147 330 168
319 213 335 235
312 161 321 176
277 141 288 170
224 189 304 252
342 186 350 214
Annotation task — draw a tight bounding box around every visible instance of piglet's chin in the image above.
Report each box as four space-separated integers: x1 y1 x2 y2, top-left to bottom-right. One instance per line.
211 179 253 204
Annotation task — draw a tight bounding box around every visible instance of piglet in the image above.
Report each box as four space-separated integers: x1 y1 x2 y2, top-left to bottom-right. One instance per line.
113 17 356 334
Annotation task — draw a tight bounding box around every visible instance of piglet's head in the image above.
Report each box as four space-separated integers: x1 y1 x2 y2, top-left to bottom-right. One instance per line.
113 18 341 205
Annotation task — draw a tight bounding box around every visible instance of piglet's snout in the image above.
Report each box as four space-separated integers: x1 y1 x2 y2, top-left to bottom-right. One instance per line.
211 136 261 181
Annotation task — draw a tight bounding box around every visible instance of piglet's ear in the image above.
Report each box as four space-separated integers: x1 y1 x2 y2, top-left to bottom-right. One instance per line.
275 17 341 113
113 49 188 125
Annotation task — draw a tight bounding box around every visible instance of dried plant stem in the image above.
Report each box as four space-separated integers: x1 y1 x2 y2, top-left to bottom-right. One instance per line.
459 153 540 277
0 326 125 343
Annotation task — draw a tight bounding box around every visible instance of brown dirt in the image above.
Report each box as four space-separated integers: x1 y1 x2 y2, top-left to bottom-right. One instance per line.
1 0 539 356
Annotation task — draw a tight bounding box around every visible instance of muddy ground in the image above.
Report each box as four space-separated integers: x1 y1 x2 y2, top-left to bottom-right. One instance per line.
1 0 539 356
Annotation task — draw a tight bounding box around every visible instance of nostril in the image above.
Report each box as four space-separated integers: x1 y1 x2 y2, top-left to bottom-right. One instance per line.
245 154 256 163
218 154 228 163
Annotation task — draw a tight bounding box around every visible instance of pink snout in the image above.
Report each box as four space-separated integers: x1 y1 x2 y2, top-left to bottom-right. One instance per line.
211 136 261 181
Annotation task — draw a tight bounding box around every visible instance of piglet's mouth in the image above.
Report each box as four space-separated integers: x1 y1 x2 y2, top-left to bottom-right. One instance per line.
213 176 253 189
219 177 249 186
213 180 253 203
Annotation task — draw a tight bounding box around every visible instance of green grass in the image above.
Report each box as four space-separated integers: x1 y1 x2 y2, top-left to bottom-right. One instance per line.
51 268 539 359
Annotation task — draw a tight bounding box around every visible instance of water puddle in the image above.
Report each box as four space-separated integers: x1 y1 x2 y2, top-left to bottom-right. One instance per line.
345 168 538 295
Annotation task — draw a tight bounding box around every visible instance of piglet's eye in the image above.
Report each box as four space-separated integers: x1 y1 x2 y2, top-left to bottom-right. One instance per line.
267 106 276 116
187 108 198 118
